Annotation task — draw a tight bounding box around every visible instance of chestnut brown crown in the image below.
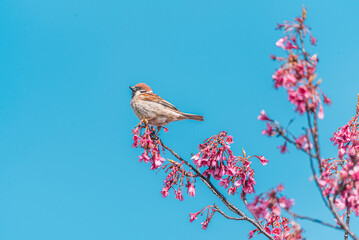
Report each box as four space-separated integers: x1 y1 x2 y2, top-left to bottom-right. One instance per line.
134 83 152 92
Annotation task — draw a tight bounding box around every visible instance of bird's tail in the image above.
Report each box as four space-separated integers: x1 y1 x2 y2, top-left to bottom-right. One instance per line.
182 113 204 121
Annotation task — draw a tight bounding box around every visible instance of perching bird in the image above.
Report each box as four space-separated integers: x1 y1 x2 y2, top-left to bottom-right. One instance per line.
130 83 204 128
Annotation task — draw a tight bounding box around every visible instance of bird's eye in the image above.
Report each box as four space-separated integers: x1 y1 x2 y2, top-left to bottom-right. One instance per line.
140 90 146 93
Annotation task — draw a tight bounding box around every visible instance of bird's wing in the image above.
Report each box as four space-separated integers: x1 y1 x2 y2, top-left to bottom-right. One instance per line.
141 93 180 112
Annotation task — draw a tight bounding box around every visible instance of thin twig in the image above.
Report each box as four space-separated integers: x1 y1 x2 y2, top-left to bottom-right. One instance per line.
285 209 341 230
305 129 330 210
274 125 316 159
213 204 245 221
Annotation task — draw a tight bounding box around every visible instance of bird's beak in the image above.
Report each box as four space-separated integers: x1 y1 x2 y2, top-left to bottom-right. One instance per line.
129 86 136 92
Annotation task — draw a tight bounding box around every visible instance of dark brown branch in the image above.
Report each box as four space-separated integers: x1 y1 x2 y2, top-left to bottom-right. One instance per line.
328 197 358 240
305 109 322 173
345 211 351 240
302 92 358 239
241 190 262 228
161 141 275 240
305 129 330 210
213 204 245 221
312 112 322 171
285 209 341 230
305 112 358 240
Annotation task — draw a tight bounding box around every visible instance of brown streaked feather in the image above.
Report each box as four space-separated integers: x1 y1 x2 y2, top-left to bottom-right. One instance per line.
140 93 180 112
182 113 204 121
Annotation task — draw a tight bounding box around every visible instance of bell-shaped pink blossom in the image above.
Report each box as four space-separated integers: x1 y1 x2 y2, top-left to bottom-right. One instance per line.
258 155 269 166
258 110 270 121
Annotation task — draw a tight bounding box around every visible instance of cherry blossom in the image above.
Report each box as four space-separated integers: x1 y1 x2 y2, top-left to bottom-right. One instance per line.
248 185 303 239
132 122 165 170
192 131 267 196
271 9 330 120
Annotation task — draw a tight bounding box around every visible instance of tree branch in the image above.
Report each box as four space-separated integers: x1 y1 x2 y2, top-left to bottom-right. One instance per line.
305 112 358 240
345 210 351 240
328 197 358 240
160 140 275 240
284 209 341 230
213 204 245 221
305 109 323 173
273 124 316 159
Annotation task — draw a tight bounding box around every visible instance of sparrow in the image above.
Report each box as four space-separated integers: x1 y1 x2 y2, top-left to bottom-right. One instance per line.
130 83 204 129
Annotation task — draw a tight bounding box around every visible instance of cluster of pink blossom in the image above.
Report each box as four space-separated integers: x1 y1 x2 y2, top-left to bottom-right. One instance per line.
189 205 216 230
272 9 330 119
161 160 196 201
247 184 302 239
295 135 312 151
192 131 269 195
132 122 165 170
319 112 359 216
132 122 197 200
330 114 359 160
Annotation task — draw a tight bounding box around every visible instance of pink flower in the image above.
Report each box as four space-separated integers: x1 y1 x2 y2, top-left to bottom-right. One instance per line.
226 164 237 176
283 73 297 88
276 36 287 49
310 36 317 45
132 134 140 148
189 213 198 222
335 199 345 211
228 186 237 195
323 94 332 105
248 200 268 219
163 127 169 132
150 149 165 169
272 68 285 88
201 220 209 230
226 135 234 144
272 227 282 236
243 182 255 194
279 196 294 209
186 182 196 197
258 155 269 166
272 205 281 215
219 178 230 188
138 152 150 163
318 103 324 119
175 189 184 201
277 184 284 192
262 123 275 136
249 230 257 239
288 86 310 114
277 142 288 154
276 36 298 50
161 187 169 198
295 135 312 151
258 110 270 121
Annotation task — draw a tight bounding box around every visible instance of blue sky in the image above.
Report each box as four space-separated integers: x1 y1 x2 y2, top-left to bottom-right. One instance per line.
1 0 359 239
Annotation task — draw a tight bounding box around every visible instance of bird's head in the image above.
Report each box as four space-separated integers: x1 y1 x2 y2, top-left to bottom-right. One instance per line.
129 83 152 97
